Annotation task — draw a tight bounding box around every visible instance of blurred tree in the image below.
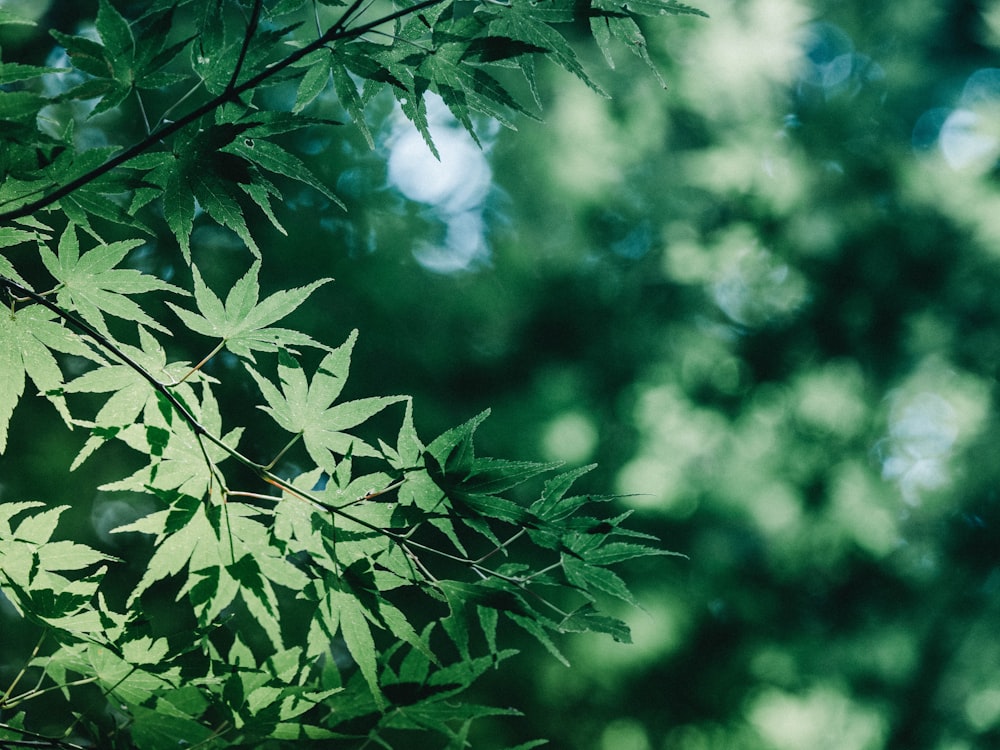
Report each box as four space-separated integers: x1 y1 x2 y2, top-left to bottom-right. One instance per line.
5 0 1000 749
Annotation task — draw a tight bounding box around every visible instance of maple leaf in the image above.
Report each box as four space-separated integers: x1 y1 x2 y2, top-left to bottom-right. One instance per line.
40 224 185 337
478 0 608 100
64 326 211 470
246 332 406 470
166 261 331 362
0 303 100 453
114 493 307 650
100 381 243 498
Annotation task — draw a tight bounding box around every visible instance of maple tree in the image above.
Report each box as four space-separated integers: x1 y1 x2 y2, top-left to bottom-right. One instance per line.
0 0 701 747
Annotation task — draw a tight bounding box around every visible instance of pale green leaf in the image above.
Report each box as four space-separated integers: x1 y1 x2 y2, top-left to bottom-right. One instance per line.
37 540 118 571
167 262 331 361
41 224 184 336
0 305 97 453
330 589 385 709
248 337 404 469
11 505 66 544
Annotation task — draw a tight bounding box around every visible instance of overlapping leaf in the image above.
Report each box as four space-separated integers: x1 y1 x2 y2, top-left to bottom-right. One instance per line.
114 493 306 650
0 503 117 629
0 301 100 454
0 0 695 744
100 382 243 498
65 326 207 469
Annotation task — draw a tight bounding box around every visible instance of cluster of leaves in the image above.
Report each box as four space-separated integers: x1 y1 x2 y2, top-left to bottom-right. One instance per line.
0 0 699 747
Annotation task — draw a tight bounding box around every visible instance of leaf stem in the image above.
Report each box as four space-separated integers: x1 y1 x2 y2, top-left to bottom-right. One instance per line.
2 676 101 711
474 528 527 564
0 633 44 707
180 339 227 383
265 432 303 470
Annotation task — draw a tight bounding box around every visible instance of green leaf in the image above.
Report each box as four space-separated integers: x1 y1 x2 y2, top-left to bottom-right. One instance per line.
0 9 37 25
95 0 135 63
0 62 69 85
0 91 48 125
227 136 344 209
13 505 68 544
247 339 406 467
479 0 607 97
578 540 669 566
589 0 670 86
560 604 632 643
120 636 170 666
166 261 331 361
427 409 491 475
530 465 596 520
130 704 216 750
0 304 98 454
65 327 206 469
329 589 385 709
562 555 637 606
412 26 538 142
40 224 184 336
101 383 242 497
381 397 424 470
329 51 375 149
0 501 45 534
162 164 194 261
293 50 333 114
50 29 112 79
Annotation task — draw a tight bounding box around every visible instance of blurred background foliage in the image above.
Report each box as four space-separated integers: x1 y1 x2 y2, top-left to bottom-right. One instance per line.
4 0 1000 748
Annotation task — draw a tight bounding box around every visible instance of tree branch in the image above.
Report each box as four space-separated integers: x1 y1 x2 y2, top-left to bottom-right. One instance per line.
226 0 264 94
0 0 446 224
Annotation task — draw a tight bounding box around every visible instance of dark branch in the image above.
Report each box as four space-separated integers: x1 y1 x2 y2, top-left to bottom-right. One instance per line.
226 0 264 94
0 0 446 224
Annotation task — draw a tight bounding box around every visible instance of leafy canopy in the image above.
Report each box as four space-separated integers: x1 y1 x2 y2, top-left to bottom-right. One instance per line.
0 0 700 747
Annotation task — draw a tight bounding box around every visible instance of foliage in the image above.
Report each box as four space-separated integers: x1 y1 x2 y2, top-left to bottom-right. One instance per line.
0 0 702 747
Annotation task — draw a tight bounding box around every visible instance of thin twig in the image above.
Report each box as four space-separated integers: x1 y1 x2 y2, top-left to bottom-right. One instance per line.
179 339 226 384
0 722 88 750
226 0 264 93
0 633 44 707
1 676 100 711
474 527 527 564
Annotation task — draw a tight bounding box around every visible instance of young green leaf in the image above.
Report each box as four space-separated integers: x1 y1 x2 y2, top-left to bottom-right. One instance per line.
166 261 331 361
328 588 386 709
65 326 207 470
100 383 242 497
0 303 100 453
247 336 406 468
40 224 184 336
